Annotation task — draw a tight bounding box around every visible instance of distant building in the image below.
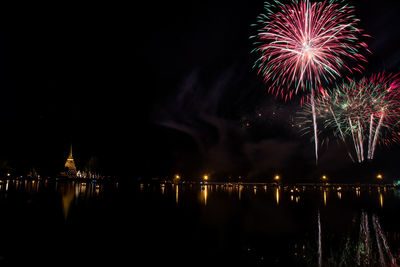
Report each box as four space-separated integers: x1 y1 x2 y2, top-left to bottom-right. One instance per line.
62 145 77 178
60 145 106 180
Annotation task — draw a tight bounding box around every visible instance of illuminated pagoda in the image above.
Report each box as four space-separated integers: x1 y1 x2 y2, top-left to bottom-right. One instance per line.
63 145 77 178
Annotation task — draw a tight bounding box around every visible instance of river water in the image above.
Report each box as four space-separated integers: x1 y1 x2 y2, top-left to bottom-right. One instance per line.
0 180 399 266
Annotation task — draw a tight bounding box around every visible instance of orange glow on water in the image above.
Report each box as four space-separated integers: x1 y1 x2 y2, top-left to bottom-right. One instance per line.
175 185 179 204
276 188 280 205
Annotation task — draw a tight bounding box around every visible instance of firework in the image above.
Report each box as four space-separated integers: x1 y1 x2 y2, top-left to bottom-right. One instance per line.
251 0 369 163
298 73 400 162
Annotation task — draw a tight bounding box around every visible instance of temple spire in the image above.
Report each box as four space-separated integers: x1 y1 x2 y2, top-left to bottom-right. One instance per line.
68 144 73 159
64 144 77 177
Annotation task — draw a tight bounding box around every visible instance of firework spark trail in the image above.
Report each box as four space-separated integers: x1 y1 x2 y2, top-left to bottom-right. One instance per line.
252 0 369 164
370 112 384 160
357 118 364 162
311 89 318 164
349 118 361 162
329 106 355 162
367 114 374 159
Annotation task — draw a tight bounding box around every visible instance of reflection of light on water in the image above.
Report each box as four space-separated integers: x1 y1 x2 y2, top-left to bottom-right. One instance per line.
253 186 257 195
75 184 79 198
295 196 300 203
62 185 75 219
229 186 233 195
239 185 243 200
337 191 342 200
276 188 279 205
291 195 294 201
140 183 144 191
323 190 327 206
355 187 360 197
161 184 165 195
175 185 179 204
204 186 208 206
264 185 267 192
81 183 87 194
379 193 383 208
5 180 9 191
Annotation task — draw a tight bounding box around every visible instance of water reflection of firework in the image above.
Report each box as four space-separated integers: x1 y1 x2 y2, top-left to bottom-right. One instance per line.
296 211 399 266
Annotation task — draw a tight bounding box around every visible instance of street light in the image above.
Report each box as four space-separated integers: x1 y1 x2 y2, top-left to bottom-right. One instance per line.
377 174 383 180
274 175 280 181
203 175 209 181
173 174 181 184
322 175 327 181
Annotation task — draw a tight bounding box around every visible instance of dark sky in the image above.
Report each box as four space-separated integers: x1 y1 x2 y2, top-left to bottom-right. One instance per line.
0 1 399 180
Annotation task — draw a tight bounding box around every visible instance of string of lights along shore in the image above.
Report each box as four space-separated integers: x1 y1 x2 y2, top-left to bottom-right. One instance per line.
251 0 377 164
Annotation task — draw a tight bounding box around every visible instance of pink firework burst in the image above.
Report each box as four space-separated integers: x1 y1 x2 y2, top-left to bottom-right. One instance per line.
252 0 370 101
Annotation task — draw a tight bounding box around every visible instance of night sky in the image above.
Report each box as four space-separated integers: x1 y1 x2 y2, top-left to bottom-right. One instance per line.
0 1 399 180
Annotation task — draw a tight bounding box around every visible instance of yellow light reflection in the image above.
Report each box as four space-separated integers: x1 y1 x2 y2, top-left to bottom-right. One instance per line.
239 185 243 200
264 185 267 192
161 184 165 195
356 187 360 197
204 186 208 206
276 188 280 205
337 191 342 200
175 185 179 204
379 193 383 208
323 190 327 206
228 185 233 195
81 183 87 194
61 184 74 219
253 186 257 195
